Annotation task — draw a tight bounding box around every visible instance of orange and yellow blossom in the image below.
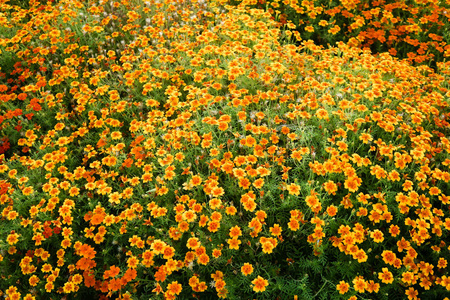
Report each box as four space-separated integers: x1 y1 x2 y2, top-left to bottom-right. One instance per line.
251 276 269 292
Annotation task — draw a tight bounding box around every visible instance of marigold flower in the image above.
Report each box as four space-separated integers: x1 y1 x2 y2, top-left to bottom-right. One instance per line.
198 253 210 265
378 268 394 284
187 237 200 250
336 281 349 294
370 229 384 243
241 263 254 276
29 275 40 286
389 225 400 237
251 276 268 292
208 221 220 232
6 233 19 245
326 205 338 217
227 238 241 250
215 279 226 291
352 276 367 293
382 250 397 265
151 239 167 254
354 249 368 263
262 240 276 254
286 183 301 196
404 287 418 300
229 225 242 238
108 278 122 291
225 206 237 215
437 257 448 269
323 181 338 195
167 281 182 295
270 224 282 236
212 248 222 258
288 219 300 231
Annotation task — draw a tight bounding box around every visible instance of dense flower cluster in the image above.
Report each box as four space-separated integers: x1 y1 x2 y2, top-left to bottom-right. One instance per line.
0 0 449 299
246 0 450 65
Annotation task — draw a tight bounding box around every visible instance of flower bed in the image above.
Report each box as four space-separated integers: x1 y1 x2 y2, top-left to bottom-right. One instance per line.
0 0 450 299
234 0 450 67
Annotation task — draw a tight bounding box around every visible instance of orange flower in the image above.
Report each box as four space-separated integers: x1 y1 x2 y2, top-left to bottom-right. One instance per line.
389 225 400 237
151 239 167 254
352 276 367 293
252 178 265 189
251 276 268 292
336 280 349 294
211 271 224 281
6 233 19 245
79 243 96 259
354 249 368 263
378 268 394 284
291 150 303 161
242 197 256 212
154 267 166 282
212 248 222 258
344 176 361 192
370 230 384 243
104 265 120 279
225 206 237 215
241 263 254 276
328 25 340 34
90 213 104 225
167 281 182 295
63 281 75 293
270 224 282 236
326 205 338 217
29 275 39 286
316 108 329 120
197 253 210 265
123 268 137 282
127 256 139 269
187 237 200 250
189 275 200 288
437 258 448 269
227 238 241 250
261 240 275 254
401 271 417 285
22 186 34 196
208 221 220 232
405 287 418 300
229 225 242 238
382 250 397 265
108 278 122 291
429 186 441 195
215 279 226 291
238 177 251 190
323 181 338 195
366 280 380 293
286 183 301 196
288 219 300 231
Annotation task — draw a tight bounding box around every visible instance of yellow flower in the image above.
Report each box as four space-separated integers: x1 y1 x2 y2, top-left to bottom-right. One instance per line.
286 183 301 196
6 233 19 245
352 276 367 293
241 263 254 276
251 276 268 292
227 237 241 250
370 229 384 243
186 237 200 250
378 268 394 284
336 280 349 294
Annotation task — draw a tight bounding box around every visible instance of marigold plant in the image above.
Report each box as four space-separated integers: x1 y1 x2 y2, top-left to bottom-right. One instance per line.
0 0 450 299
